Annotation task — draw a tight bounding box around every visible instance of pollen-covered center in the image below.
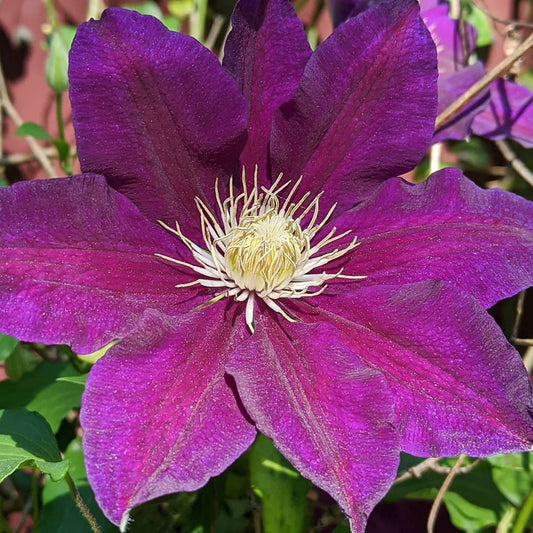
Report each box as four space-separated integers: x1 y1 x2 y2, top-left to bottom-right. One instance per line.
225 211 303 294
156 170 364 333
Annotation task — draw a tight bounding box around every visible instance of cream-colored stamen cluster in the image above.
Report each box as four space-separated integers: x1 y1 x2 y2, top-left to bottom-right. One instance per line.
156 170 364 333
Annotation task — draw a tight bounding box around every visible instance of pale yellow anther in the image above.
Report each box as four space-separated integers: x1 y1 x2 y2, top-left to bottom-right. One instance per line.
157 167 365 333
225 211 303 294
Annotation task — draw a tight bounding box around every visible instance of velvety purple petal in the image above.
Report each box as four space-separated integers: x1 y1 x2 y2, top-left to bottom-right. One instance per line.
82 305 256 527
69 8 246 230
433 62 490 142
270 0 437 212
223 0 311 183
472 78 533 148
330 168 533 308
227 317 400 533
308 281 533 456
0 175 197 353
421 5 477 73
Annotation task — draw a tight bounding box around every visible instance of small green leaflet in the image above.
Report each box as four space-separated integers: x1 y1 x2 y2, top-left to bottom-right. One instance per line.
15 122 53 140
40 437 117 533
0 361 84 432
0 333 18 362
0 408 68 482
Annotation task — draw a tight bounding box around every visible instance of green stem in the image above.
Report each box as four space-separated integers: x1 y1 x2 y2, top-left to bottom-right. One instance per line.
65 473 101 533
55 92 72 174
55 92 65 143
190 0 207 42
31 469 39 531
43 0 59 30
0 498 14 533
512 487 533 533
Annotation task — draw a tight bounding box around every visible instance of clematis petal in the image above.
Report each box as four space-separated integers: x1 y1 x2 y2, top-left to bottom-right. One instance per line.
270 0 437 211
421 4 477 74
310 281 533 457
69 8 247 230
223 0 311 182
226 316 400 533
472 78 533 148
81 305 256 527
433 63 490 142
0 175 195 353
331 168 533 308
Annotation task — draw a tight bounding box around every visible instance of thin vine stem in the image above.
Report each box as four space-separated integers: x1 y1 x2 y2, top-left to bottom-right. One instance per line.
511 486 533 533
435 31 533 131
426 454 467 533
64 472 102 533
31 470 39 531
0 60 55 177
55 92 65 144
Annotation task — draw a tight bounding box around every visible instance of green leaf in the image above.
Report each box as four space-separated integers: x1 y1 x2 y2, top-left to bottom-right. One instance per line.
162 15 180 31
518 71 533 92
388 457 508 532
0 408 68 482
250 434 310 533
122 2 164 19
56 374 88 387
0 333 18 362
39 437 117 533
449 138 491 170
0 361 83 433
331 526 350 533
462 1 493 47
168 0 193 19
52 138 70 164
489 452 532 508
445 491 501 533
15 122 52 141
4 345 38 380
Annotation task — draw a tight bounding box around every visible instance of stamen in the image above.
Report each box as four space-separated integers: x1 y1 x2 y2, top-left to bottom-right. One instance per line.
245 293 256 333
156 168 365 333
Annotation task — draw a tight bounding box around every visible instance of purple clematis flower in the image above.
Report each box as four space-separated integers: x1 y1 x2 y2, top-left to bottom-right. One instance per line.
1 1 533 531
330 0 533 146
421 0 533 145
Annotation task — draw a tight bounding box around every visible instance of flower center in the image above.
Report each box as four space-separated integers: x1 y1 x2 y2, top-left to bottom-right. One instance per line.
225 211 303 293
156 170 364 333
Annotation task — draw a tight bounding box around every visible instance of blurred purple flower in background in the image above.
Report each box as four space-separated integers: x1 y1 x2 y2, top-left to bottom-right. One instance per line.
0 1 533 532
330 0 533 145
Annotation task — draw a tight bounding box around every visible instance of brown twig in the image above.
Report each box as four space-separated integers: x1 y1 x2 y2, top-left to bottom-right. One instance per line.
204 15 226 51
0 147 57 167
512 291 526 341
449 0 461 20
514 338 533 347
0 60 56 178
435 31 533 131
471 0 533 30
427 455 467 533
394 456 479 485
511 291 533 348
394 458 441 484
495 139 533 188
430 459 480 475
